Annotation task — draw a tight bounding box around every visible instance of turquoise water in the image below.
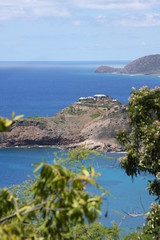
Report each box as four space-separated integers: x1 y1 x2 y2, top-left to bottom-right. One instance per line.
0 147 154 231
0 61 158 231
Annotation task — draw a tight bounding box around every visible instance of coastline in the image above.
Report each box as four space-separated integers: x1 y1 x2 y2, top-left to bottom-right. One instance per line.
0 145 126 153
0 142 125 152
0 95 128 152
96 71 160 77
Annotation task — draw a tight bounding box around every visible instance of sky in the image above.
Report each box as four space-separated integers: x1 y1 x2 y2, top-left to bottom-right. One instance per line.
0 0 160 61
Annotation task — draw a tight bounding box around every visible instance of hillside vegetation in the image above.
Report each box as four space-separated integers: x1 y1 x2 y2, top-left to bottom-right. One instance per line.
0 96 128 151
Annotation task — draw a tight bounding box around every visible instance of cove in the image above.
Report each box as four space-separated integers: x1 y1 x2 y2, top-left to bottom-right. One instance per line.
0 147 154 232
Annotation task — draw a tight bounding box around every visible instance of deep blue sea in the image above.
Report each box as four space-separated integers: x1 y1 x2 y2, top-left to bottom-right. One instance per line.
0 61 159 231
0 61 160 118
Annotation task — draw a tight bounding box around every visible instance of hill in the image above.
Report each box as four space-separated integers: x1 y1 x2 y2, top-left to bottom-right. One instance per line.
0 96 128 152
95 54 160 75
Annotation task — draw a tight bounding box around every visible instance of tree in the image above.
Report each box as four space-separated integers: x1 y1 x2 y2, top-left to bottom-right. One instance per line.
0 155 105 239
117 86 160 238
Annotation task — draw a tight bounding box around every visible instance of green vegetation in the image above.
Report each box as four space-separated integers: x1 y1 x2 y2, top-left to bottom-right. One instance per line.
72 222 122 240
67 105 75 114
60 114 65 122
0 112 23 132
117 86 160 239
80 103 96 108
0 87 160 239
0 152 104 239
90 112 101 119
34 115 40 119
53 118 59 124
67 105 87 115
80 103 110 109
26 115 44 120
52 116 65 125
98 104 110 109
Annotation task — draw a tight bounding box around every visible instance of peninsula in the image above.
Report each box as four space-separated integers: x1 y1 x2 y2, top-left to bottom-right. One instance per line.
96 54 160 75
0 95 128 152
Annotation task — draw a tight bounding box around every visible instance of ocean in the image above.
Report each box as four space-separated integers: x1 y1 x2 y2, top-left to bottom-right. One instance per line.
0 61 159 231
0 61 160 118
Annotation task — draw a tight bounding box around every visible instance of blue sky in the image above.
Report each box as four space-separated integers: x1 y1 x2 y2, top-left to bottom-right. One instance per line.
0 0 160 61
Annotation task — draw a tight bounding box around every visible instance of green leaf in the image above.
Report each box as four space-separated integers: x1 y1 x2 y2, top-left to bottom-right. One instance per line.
33 163 43 173
11 112 15 120
4 119 12 127
13 115 24 121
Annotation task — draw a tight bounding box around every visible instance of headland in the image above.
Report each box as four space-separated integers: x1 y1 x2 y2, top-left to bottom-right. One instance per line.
0 95 128 152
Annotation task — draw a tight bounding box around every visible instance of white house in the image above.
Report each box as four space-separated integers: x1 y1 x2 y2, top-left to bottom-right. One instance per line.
94 94 106 98
79 97 87 101
87 96 95 100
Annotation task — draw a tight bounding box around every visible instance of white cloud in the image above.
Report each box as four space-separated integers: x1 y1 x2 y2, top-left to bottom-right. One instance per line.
95 12 160 27
0 0 70 20
70 0 160 10
73 20 81 26
116 13 160 27
0 0 160 28
96 15 106 24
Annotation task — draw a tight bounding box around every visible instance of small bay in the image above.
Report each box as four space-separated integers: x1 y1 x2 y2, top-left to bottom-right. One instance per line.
0 61 158 231
0 147 154 231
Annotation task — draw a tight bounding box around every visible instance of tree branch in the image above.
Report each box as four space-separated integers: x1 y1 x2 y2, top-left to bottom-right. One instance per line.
122 210 147 218
0 201 47 224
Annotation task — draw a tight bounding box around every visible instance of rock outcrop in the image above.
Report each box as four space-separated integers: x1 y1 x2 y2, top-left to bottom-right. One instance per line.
0 96 128 152
96 54 160 75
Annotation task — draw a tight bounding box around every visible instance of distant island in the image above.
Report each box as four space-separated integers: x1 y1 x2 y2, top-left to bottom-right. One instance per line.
95 54 160 75
0 95 128 152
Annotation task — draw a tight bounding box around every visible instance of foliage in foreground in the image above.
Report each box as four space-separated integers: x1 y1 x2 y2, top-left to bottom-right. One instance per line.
0 112 23 132
117 86 160 199
117 86 160 239
72 222 122 240
0 114 107 239
1 86 160 239
0 161 103 239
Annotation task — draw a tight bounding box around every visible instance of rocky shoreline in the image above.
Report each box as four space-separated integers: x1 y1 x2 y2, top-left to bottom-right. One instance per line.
0 95 128 152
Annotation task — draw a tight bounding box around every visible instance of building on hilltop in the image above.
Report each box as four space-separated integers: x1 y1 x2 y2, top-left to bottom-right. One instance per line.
94 94 106 98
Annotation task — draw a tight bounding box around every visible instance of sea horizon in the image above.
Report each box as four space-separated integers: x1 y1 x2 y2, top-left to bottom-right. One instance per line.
0 61 159 118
